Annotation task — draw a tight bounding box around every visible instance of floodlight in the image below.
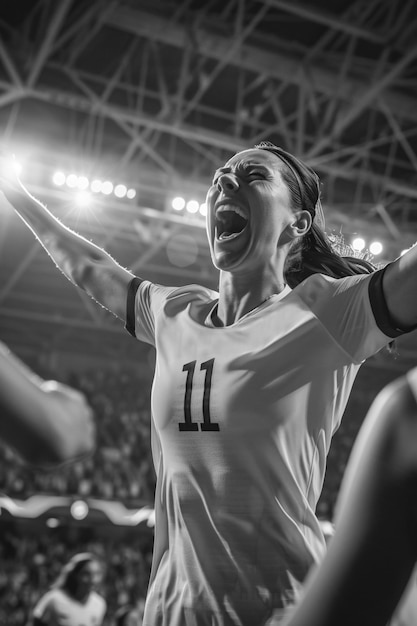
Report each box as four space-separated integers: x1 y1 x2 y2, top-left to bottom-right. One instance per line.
66 174 78 188
52 171 66 186
186 199 199 214
369 241 383 255
172 196 185 211
101 180 113 195
114 184 127 198
77 175 89 190
91 179 102 193
352 237 365 251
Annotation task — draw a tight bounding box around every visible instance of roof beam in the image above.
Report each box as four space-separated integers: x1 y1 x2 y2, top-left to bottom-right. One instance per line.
26 83 417 201
308 42 417 158
103 6 417 124
259 0 386 43
0 37 22 87
27 0 73 88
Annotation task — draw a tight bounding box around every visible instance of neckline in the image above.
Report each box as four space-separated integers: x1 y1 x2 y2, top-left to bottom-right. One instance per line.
205 285 291 328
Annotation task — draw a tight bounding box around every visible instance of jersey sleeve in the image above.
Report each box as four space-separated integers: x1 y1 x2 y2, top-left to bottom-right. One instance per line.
295 270 401 363
97 595 107 623
124 279 176 345
124 279 216 346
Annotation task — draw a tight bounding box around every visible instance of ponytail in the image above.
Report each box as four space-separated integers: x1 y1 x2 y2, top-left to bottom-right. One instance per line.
284 223 377 288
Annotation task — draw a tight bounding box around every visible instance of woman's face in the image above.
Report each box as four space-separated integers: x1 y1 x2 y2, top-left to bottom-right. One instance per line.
76 560 103 597
206 149 295 273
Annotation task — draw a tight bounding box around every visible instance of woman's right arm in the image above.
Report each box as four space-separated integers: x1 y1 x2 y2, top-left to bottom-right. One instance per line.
1 169 135 321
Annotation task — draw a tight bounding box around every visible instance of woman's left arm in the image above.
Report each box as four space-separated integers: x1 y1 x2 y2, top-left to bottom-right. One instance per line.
382 245 417 329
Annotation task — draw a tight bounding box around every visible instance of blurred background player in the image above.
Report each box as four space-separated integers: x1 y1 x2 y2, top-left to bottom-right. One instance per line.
31 552 107 626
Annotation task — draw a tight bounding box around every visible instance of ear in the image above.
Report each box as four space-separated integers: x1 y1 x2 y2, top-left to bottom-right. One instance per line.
287 209 312 240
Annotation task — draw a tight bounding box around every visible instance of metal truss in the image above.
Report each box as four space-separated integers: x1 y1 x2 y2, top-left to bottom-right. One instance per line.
1 0 417 365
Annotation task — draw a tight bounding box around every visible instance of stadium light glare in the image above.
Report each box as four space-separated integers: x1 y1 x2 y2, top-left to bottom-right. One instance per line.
186 199 200 214
91 179 102 193
77 175 89 190
352 237 365 251
1 157 22 180
126 188 136 200
74 191 92 208
199 202 207 216
53 171 66 186
172 196 185 211
114 184 127 198
101 180 113 195
11 159 22 177
369 241 383 255
66 173 78 188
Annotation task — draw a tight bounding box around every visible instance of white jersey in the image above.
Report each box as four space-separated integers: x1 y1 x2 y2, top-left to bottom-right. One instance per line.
32 588 106 626
127 271 393 626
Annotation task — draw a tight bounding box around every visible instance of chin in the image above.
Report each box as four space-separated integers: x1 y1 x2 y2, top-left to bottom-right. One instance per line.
212 250 250 273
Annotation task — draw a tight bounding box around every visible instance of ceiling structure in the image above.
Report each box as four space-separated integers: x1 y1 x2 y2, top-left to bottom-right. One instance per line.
1 0 417 368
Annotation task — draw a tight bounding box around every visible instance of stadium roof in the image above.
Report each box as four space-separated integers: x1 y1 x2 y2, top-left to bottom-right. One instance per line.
1 0 417 366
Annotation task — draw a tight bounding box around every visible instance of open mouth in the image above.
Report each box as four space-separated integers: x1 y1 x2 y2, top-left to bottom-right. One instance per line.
215 204 248 240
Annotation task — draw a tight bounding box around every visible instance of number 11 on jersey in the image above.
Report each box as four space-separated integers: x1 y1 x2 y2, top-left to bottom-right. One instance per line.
179 358 220 431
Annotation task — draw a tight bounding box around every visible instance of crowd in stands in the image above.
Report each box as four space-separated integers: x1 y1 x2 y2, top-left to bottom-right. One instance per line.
317 360 405 519
0 521 152 625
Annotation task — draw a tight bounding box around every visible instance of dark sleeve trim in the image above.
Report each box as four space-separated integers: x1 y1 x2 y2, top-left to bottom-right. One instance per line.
125 276 143 338
368 265 413 338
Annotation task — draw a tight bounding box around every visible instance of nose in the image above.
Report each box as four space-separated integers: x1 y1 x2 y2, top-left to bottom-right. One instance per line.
217 172 239 193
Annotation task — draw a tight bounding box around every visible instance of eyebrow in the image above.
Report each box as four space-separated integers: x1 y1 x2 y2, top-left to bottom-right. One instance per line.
213 163 272 178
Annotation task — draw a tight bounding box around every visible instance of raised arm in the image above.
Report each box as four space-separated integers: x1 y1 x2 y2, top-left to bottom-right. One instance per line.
381 244 417 330
0 341 95 466
0 168 135 321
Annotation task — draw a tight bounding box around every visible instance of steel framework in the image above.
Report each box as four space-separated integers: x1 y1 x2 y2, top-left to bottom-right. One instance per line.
0 0 417 366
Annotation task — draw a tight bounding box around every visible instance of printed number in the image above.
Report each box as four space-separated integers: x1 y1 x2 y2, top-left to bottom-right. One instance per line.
178 358 220 432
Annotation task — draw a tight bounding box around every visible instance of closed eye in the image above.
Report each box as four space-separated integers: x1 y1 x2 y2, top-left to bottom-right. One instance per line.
238 165 271 181
247 170 267 179
211 166 271 185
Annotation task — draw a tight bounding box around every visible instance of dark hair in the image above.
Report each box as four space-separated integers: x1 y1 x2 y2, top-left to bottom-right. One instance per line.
255 141 377 287
54 552 100 597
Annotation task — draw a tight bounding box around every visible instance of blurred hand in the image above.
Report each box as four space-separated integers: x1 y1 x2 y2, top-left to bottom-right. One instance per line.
41 380 96 452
